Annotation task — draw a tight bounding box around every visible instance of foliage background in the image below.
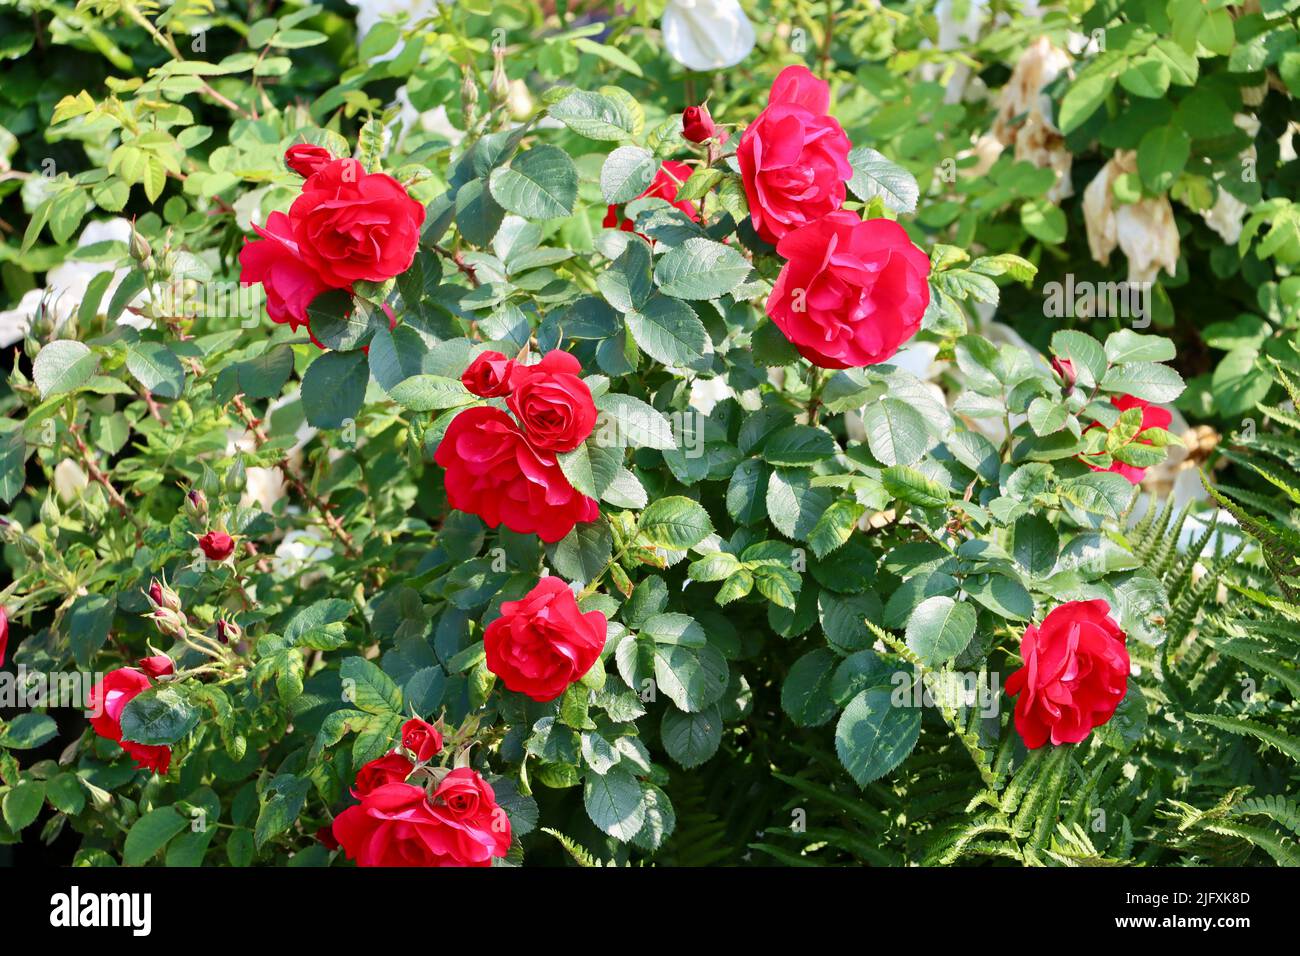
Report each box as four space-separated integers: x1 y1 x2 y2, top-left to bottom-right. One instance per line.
0 0 1298 867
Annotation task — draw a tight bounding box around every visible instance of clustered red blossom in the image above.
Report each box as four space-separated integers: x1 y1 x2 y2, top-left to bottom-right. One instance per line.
87 657 177 774
435 350 599 543
485 576 608 701
734 67 931 369
328 720 512 867
238 145 424 348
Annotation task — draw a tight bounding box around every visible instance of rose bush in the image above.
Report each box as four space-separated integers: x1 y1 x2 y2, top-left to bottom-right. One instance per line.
0 0 1295 871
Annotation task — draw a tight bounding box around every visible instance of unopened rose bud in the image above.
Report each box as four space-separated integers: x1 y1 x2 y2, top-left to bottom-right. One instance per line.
151 605 188 640
681 104 718 144
138 654 175 678
129 219 152 263
1051 356 1077 393
184 488 208 521
146 578 182 614
461 68 479 125
215 616 242 645
489 50 510 108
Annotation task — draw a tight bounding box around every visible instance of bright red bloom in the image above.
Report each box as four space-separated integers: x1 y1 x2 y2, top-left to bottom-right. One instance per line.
238 211 333 331
401 718 444 762
1086 394 1174 484
197 531 235 562
1005 600 1130 749
461 350 516 398
603 160 699 234
137 655 174 679
506 351 598 453
766 210 930 368
332 773 510 867
285 143 335 178
737 65 853 244
351 753 415 798
484 576 607 702
289 158 425 287
87 668 172 774
434 406 598 543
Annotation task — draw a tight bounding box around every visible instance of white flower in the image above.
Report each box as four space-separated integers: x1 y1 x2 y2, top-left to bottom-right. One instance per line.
1200 114 1259 244
662 0 755 72
990 37 1074 203
53 459 89 503
1083 151 1180 285
0 217 145 348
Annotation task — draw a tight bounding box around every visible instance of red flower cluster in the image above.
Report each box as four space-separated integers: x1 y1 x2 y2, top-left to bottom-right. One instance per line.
1005 600 1130 748
197 530 235 562
87 661 176 774
332 757 511 867
738 66 930 369
485 576 607 701
435 351 599 543
1086 394 1174 484
239 146 424 345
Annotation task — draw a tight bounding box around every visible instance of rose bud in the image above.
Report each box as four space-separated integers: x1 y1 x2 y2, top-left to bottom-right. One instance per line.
285 143 334 178
682 104 718 143
1051 356 1077 392
315 826 340 851
138 655 175 679
129 218 152 263
184 488 208 521
489 48 510 108
461 350 516 398
146 578 182 614
215 616 242 646
401 717 444 762
198 530 236 562
0 605 9 668
151 606 188 641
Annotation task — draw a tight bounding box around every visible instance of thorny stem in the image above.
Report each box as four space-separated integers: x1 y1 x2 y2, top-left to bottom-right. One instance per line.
230 394 362 560
431 241 481 287
123 4 254 120
69 424 143 542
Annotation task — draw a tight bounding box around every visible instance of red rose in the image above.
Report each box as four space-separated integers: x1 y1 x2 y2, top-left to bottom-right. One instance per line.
0 606 8 667
767 211 930 369
434 406 599 543
1051 356 1077 390
198 530 235 562
285 143 334 178
238 211 333 331
506 351 598 453
137 655 174 679
682 104 722 144
603 160 699 234
87 668 172 774
352 752 415 797
1005 600 1130 749
1086 394 1174 484
426 768 512 865
484 576 607 702
737 65 853 244
332 774 510 867
289 158 425 287
401 718 443 762
462 350 516 398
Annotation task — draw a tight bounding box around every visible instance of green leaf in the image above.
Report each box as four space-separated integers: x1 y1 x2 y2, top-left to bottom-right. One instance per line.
0 713 58 750
639 495 713 549
341 656 403 715
1051 330 1108 387
549 517 613 583
625 296 707 366
808 499 867 559
660 705 722 768
1137 125 1191 193
1059 71 1115 134
652 642 729 712
1012 514 1058 577
762 425 837 467
781 649 840 727
301 350 368 429
123 806 188 865
69 592 116 667
835 686 921 787
119 686 200 746
653 238 751 300
861 398 929 467
387 374 474 412
489 145 579 219
1104 330 1176 365
549 91 636 141
905 596 977 667
33 340 98 398
2 780 44 832
766 468 834 540
126 342 185 398
595 393 675 450
255 775 310 850
1100 362 1184 403
583 768 646 840
307 289 372 351
600 145 658 204
846 146 919 214
882 465 949 508
0 419 26 505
